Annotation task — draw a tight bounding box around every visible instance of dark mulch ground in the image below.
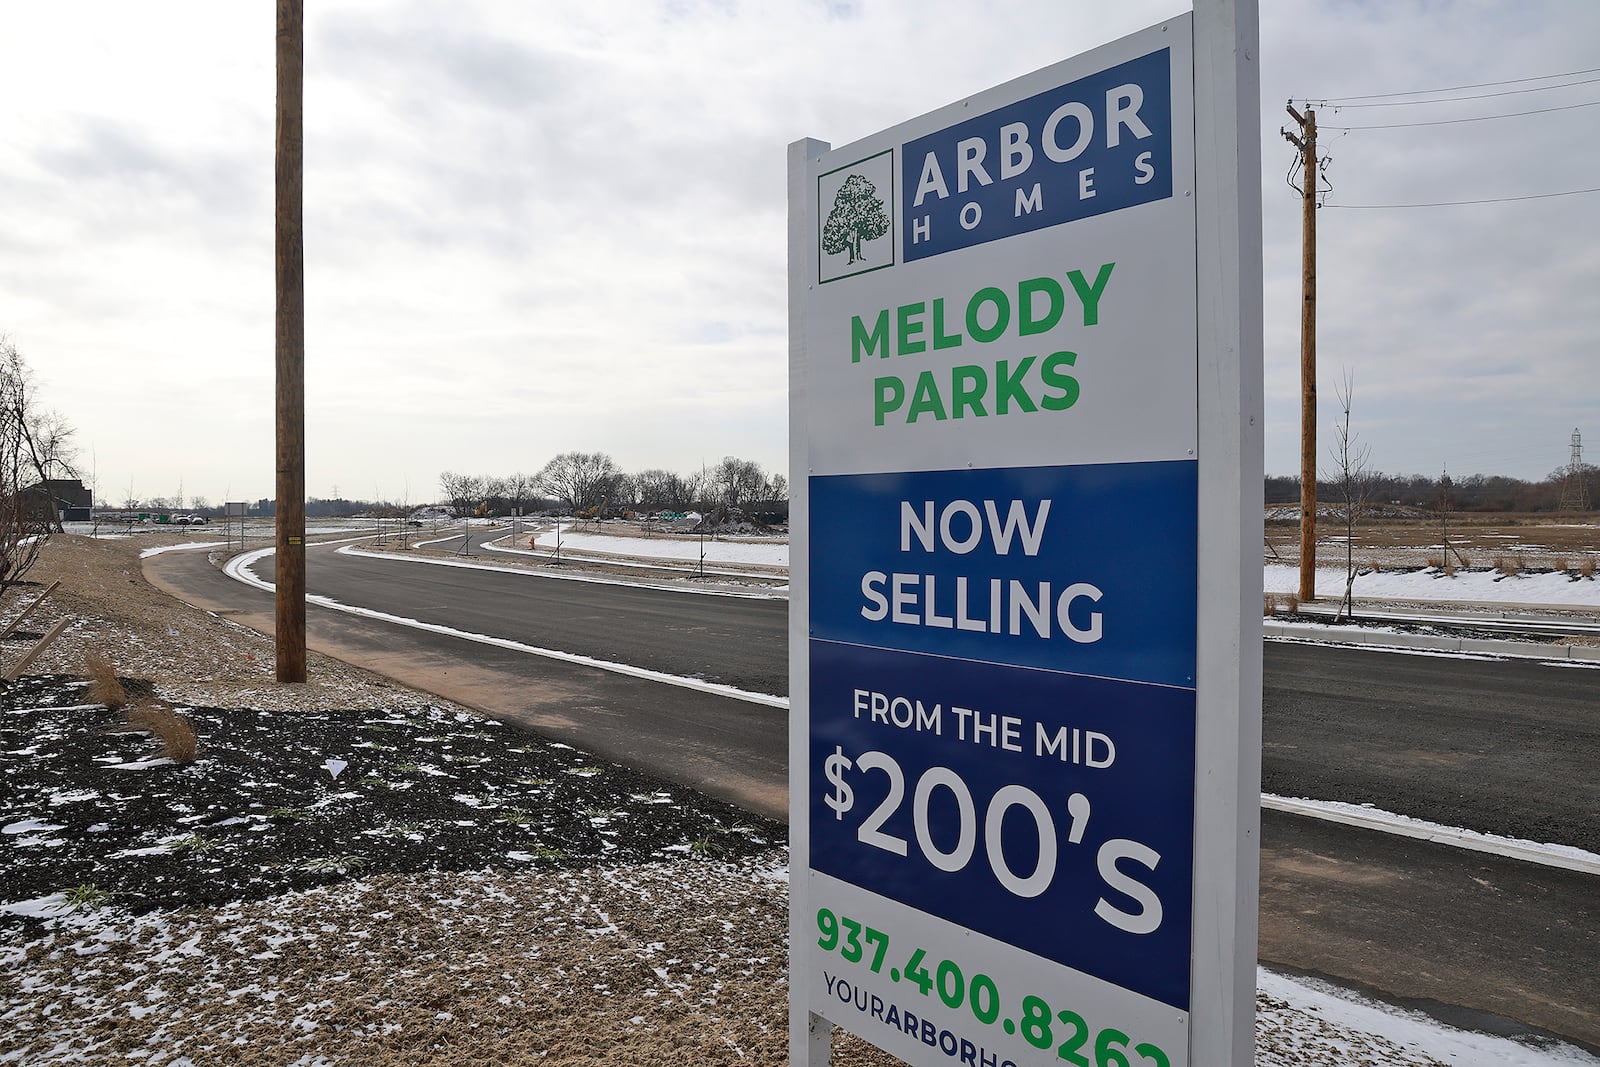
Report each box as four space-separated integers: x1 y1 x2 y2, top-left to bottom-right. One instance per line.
0 674 780 928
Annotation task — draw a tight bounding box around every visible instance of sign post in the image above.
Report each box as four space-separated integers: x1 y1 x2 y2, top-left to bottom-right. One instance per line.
225 500 248 551
789 5 1261 1065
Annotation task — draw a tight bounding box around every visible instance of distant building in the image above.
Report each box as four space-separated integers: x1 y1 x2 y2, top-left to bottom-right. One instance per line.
23 478 93 522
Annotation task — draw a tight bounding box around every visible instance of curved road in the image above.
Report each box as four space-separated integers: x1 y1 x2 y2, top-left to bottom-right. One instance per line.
145 537 1600 1050
305 541 1596 853
309 545 788 697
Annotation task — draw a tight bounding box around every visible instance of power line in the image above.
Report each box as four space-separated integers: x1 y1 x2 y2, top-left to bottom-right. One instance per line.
1321 98 1600 130
1306 65 1600 104
1326 185 1600 209
1316 74 1600 108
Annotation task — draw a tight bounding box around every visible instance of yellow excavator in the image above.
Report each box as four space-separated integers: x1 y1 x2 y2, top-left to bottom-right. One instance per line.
574 494 608 521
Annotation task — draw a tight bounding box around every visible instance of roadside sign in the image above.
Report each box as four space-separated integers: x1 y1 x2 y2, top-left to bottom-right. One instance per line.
788 7 1262 1066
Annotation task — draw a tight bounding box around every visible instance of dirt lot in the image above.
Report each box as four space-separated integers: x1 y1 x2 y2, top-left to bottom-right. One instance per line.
1265 509 1600 572
0 533 903 1066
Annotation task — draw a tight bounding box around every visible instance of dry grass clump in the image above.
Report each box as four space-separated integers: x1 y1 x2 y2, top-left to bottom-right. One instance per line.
1264 591 1300 615
84 650 128 710
115 703 199 763
1581 557 1597 579
1552 556 1569 573
1425 556 1443 570
1495 555 1524 577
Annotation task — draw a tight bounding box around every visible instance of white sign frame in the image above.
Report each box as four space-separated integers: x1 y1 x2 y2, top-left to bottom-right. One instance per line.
789 2 1261 1064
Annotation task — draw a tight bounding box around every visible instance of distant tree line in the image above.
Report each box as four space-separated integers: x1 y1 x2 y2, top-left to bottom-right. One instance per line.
1265 465 1598 514
437 453 789 519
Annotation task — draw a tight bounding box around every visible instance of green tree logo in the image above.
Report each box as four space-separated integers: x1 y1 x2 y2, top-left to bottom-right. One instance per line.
822 173 890 264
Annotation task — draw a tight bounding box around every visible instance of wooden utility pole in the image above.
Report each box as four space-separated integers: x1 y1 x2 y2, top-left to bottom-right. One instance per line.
275 0 307 681
1282 104 1319 602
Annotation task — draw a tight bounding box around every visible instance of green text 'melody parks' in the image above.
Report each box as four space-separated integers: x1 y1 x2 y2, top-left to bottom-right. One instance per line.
848 264 1114 427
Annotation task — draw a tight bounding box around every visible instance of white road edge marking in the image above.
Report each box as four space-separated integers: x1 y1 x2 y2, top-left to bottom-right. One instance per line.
223 547 786 710
1262 794 1600 876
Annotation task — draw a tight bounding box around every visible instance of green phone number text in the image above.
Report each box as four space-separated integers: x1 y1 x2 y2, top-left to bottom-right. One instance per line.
819 907 1171 1066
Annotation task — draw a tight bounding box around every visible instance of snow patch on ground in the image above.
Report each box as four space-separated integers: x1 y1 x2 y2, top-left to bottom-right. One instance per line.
138 541 227 558
1265 563 1600 607
530 530 789 567
4 866 1595 1066
1258 968 1599 1067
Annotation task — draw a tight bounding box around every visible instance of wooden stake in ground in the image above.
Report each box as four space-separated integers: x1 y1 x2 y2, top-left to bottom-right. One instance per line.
275 0 307 682
4 618 68 684
0 578 60 640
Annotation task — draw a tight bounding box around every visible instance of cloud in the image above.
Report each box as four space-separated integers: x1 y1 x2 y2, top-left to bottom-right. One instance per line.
3 0 1597 505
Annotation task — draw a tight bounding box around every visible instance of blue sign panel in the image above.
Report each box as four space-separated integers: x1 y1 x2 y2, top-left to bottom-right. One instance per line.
808 642 1196 1010
809 461 1197 688
901 49 1172 262
807 460 1198 1011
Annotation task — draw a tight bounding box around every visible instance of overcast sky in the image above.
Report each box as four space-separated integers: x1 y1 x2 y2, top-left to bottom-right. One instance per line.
4 1 1597 507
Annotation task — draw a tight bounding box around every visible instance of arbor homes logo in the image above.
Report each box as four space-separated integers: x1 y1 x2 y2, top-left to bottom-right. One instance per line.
817 149 894 284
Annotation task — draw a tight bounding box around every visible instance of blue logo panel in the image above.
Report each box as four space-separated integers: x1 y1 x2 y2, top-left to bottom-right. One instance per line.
901 49 1172 261
809 461 1197 689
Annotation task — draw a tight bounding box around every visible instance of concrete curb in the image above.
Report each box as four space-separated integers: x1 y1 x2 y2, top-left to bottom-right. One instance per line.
1264 621 1600 663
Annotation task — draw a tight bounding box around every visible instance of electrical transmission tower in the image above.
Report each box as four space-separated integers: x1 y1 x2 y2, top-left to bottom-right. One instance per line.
1559 428 1590 511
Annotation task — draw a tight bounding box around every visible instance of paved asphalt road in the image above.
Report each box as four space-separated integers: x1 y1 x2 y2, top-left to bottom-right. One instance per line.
144 538 1600 1050
1263 641 1599 854
309 541 789 697
303 542 1597 851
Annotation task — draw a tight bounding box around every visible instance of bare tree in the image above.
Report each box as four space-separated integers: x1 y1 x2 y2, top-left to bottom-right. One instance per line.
504 471 535 515
537 451 621 512
0 339 75 598
710 456 767 508
680 469 707 512
437 471 484 518
634 468 692 512
476 476 509 515
26 409 79 515
1324 371 1375 623
610 472 637 508
1437 467 1468 575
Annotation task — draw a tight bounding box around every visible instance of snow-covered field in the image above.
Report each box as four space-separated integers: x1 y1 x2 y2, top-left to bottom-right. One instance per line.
529 528 789 567
522 533 1600 609
1265 563 1600 607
